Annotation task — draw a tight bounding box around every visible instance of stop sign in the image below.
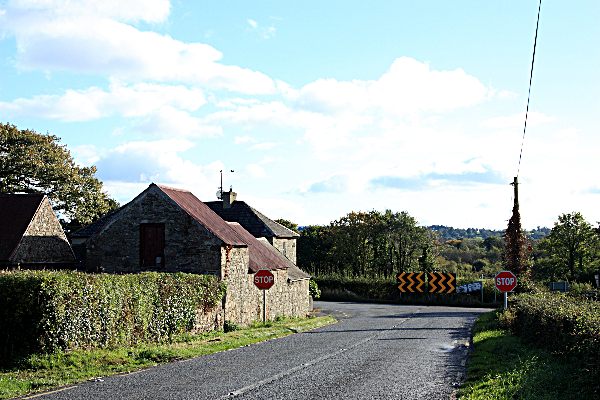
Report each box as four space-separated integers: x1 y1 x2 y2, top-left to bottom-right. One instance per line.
495 271 517 292
254 269 275 290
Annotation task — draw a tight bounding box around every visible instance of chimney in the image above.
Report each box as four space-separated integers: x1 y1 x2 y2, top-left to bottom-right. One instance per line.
223 188 237 208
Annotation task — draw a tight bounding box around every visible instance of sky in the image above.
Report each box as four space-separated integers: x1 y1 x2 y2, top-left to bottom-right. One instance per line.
1 0 599 229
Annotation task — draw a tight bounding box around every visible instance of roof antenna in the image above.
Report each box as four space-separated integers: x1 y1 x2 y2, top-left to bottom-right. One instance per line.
217 169 235 200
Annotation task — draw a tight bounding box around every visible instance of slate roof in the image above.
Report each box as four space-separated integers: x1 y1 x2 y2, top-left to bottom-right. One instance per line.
70 209 117 238
0 193 44 261
72 184 247 247
205 201 300 239
228 223 310 280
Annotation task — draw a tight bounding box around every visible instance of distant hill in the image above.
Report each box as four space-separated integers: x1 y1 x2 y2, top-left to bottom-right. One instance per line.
428 225 550 241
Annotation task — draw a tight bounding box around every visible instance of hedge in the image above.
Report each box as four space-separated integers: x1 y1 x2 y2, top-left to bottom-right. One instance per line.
314 274 500 306
0 270 226 364
502 292 600 383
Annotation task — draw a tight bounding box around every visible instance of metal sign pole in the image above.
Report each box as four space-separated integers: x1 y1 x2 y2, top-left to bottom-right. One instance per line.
504 292 508 310
481 282 484 303
263 289 266 323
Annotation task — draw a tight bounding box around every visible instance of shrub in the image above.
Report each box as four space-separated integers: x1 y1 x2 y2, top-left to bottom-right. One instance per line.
223 320 239 333
309 279 321 299
501 292 600 384
0 270 226 364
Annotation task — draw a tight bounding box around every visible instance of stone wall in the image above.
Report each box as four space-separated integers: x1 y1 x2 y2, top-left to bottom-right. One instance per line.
223 255 310 326
270 238 297 264
11 197 75 264
86 187 222 274
194 303 224 333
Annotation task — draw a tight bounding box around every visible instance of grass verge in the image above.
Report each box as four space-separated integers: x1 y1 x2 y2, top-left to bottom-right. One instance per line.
458 311 597 399
0 316 336 399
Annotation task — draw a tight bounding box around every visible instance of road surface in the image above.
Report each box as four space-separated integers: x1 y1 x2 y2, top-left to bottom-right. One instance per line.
32 302 491 400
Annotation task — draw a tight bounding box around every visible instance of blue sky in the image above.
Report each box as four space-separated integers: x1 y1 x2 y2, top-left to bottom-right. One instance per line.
1 0 598 229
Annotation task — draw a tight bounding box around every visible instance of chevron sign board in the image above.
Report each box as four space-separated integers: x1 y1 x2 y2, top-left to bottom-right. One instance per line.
397 272 425 293
427 272 456 293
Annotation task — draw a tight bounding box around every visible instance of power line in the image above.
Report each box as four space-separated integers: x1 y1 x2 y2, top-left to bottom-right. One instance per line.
517 0 542 178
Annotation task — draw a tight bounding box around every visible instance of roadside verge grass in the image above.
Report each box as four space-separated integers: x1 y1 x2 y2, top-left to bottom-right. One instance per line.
0 316 336 399
459 311 596 399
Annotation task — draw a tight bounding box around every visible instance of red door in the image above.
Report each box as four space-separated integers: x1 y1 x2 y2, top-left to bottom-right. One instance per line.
140 224 165 268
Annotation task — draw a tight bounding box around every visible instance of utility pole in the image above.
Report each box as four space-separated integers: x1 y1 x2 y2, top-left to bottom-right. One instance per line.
504 177 527 275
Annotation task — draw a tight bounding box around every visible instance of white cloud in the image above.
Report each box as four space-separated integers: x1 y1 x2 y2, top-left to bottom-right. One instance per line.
250 142 277 151
246 18 276 39
482 111 556 129
0 81 206 121
1 2 276 94
133 106 222 138
9 0 171 23
294 57 490 117
96 139 223 202
234 135 255 144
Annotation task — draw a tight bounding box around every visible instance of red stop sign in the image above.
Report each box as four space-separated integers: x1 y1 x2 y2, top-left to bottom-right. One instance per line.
495 271 517 292
254 269 275 290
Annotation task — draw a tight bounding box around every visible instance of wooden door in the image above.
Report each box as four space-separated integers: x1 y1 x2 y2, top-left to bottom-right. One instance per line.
140 223 165 268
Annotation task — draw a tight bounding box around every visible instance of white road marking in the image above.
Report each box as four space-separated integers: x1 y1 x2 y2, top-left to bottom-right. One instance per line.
220 312 421 399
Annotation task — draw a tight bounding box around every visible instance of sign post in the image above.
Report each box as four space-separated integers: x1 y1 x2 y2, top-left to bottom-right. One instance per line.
495 271 517 310
254 269 275 323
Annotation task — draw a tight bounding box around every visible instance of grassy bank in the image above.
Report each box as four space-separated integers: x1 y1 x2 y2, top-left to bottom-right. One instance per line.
459 312 597 399
0 316 336 399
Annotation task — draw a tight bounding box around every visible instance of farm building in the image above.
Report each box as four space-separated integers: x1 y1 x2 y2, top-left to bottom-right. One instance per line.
0 193 75 267
71 183 310 326
206 190 300 264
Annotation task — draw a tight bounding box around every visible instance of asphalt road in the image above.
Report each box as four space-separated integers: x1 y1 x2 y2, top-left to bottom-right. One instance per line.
32 302 491 400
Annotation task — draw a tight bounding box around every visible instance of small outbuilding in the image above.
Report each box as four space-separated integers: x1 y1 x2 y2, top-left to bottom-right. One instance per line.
206 190 300 263
0 193 75 268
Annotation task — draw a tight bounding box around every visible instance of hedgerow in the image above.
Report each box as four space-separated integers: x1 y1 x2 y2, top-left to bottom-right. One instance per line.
0 270 226 364
314 274 499 306
501 292 600 385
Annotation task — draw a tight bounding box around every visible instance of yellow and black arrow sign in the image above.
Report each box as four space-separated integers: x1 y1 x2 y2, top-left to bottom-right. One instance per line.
397 272 425 293
427 272 456 293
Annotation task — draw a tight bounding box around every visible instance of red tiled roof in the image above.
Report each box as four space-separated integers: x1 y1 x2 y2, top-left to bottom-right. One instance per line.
227 222 296 273
157 185 246 247
0 193 44 261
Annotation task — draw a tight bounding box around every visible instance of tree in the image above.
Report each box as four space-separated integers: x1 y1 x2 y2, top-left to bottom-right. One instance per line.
538 212 599 280
274 218 299 233
0 123 118 230
504 177 529 275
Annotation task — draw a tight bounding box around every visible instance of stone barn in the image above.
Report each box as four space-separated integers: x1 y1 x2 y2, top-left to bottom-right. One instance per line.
206 190 300 263
0 193 75 268
72 183 310 325
226 222 310 326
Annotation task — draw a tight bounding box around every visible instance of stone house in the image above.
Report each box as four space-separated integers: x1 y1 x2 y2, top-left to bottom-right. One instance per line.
0 193 75 267
206 190 300 264
72 183 310 326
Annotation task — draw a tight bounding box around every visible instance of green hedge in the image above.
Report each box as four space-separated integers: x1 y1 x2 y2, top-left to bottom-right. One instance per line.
502 293 600 381
0 270 226 363
314 275 499 306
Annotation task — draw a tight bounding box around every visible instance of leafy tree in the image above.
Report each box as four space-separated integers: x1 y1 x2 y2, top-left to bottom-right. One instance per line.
274 218 299 233
297 225 334 275
300 210 435 278
537 212 599 280
0 123 118 230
